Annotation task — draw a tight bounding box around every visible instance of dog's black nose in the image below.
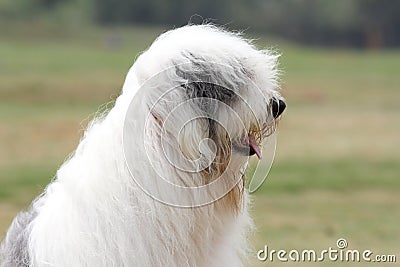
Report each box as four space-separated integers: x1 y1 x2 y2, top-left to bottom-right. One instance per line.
270 98 286 118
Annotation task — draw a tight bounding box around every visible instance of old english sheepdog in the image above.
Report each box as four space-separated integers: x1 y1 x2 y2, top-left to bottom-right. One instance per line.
1 25 285 266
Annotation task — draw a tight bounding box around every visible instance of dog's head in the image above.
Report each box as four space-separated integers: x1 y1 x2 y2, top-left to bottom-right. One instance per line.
124 25 285 208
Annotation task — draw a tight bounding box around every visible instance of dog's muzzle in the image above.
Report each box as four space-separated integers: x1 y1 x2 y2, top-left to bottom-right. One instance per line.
233 98 286 160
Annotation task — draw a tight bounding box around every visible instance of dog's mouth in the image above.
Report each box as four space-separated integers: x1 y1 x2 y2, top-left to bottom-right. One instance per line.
233 134 262 160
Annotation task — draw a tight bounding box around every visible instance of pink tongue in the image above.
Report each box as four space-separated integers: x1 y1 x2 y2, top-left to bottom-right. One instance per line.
248 137 262 159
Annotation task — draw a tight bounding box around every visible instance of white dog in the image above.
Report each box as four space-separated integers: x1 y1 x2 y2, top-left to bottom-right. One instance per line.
1 25 285 267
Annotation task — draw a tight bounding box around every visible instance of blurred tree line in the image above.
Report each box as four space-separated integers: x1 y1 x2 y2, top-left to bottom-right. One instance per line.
1 0 399 48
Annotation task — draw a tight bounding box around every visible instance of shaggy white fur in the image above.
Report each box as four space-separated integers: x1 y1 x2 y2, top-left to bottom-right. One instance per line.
0 25 285 267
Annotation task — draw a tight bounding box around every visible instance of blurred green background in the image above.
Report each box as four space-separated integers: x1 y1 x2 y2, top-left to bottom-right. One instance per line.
0 1 399 266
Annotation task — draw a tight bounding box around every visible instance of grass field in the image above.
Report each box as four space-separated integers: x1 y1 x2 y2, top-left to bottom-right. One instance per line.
0 25 399 266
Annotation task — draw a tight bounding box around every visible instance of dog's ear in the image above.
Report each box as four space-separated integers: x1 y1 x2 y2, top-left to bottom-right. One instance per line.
177 117 215 162
148 106 215 172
